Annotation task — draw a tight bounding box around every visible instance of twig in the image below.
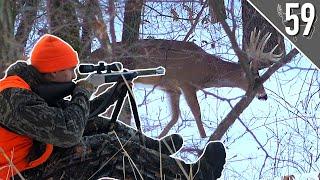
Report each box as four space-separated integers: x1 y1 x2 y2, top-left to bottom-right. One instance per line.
200 89 243 102
226 99 271 158
113 131 144 180
0 147 25 180
88 131 136 179
138 85 158 107
162 140 190 179
144 4 198 22
183 0 209 41
237 116 270 157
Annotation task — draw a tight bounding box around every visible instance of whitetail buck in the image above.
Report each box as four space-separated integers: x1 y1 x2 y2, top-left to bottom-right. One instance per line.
91 29 282 138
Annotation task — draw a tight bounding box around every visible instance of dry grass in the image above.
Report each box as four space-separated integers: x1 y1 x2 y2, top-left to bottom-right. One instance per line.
0 147 25 180
87 131 201 180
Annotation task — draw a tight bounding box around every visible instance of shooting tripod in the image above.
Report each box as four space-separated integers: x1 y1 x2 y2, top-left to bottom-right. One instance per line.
82 62 165 144
110 81 142 134
89 79 142 134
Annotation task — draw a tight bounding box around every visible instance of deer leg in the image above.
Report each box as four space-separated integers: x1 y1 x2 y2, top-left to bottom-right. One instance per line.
181 84 206 138
158 90 181 138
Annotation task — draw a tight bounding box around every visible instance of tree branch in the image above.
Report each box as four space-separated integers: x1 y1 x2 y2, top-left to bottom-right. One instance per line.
15 0 39 52
209 87 257 141
260 48 299 83
209 48 299 141
220 20 254 83
109 0 117 43
183 0 208 41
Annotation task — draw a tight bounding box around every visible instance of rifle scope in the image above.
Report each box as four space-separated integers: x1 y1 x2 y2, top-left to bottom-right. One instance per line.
79 62 123 74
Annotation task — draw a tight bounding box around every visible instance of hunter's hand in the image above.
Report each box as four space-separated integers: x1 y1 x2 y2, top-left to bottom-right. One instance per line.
76 74 105 90
115 81 133 92
74 74 104 94
86 74 105 88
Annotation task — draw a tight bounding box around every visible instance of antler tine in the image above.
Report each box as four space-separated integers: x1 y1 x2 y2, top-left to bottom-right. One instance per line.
250 28 256 43
246 29 284 68
258 32 272 54
254 29 262 50
249 28 259 50
251 28 256 42
249 28 255 50
267 44 284 62
247 28 257 59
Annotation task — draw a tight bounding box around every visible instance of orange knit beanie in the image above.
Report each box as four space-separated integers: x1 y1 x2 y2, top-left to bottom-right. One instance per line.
30 34 79 73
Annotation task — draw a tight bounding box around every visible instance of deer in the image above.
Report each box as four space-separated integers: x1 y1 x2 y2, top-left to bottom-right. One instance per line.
91 25 283 138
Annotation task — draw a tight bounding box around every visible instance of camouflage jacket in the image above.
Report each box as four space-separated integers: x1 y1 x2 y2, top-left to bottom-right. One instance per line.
0 62 118 148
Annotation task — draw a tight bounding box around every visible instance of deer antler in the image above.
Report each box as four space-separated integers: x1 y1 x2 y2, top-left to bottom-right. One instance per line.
246 28 283 70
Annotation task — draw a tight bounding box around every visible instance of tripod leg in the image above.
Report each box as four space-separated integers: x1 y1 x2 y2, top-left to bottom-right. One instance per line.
128 92 141 132
128 89 146 146
107 86 127 131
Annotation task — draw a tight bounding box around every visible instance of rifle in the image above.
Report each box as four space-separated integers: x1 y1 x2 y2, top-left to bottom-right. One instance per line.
78 61 165 83
34 62 165 137
35 62 165 104
79 62 165 132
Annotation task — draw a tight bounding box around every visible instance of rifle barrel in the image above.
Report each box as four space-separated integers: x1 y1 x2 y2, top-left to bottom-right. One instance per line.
103 67 165 83
133 67 165 77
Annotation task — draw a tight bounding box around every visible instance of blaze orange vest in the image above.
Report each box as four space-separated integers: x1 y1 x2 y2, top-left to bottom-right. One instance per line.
0 75 53 179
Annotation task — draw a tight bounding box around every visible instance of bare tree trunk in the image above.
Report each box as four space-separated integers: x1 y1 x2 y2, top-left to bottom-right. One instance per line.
80 0 112 61
210 48 298 141
79 0 93 61
47 0 80 52
0 1 17 78
109 0 117 44
0 0 38 78
121 0 144 69
122 0 143 44
118 0 144 125
208 0 226 23
15 0 39 54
